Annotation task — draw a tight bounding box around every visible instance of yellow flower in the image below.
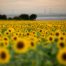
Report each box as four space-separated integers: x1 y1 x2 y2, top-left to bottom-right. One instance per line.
0 36 9 48
3 36 9 41
28 36 39 43
0 48 11 64
26 31 36 37
4 31 10 36
29 40 38 49
58 35 65 41
57 40 65 49
16 31 23 37
0 41 4 47
57 48 66 65
46 35 54 43
50 31 55 36
0 41 9 48
28 36 39 49
3 41 9 48
11 34 18 41
13 38 30 53
62 32 66 36
7 27 15 33
55 30 62 37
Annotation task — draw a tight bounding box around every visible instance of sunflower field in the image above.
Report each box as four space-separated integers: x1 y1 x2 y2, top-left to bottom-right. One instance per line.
0 20 66 66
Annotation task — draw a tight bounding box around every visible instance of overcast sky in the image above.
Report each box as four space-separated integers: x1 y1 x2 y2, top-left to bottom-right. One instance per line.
0 0 66 16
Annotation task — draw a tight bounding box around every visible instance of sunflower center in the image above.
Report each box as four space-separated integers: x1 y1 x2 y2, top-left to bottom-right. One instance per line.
1 52 6 59
63 33 65 35
62 53 66 60
4 38 7 40
9 30 11 32
6 32 8 35
40 30 42 32
60 37 64 40
60 42 64 48
14 37 17 40
55 32 59 36
27 33 29 35
31 42 34 46
17 41 24 49
49 37 53 41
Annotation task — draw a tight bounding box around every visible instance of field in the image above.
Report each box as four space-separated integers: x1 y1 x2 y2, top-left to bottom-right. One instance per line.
0 20 66 66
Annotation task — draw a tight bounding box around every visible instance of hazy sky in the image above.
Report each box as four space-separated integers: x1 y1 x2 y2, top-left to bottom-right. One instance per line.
0 0 66 15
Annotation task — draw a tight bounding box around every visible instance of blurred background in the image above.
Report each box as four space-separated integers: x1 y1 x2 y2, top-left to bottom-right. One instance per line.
0 0 66 20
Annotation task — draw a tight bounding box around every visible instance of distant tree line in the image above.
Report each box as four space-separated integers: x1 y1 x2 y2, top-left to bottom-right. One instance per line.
0 14 37 20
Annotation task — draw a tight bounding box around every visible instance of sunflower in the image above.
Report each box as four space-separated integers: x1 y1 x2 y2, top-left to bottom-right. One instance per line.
26 32 30 36
13 38 30 53
11 34 18 41
15 32 21 36
58 35 65 41
55 30 62 37
3 41 9 48
26 31 36 37
28 36 39 49
17 31 23 37
46 35 54 43
28 36 39 43
3 36 9 41
39 29 43 33
29 40 38 49
0 36 9 47
57 40 66 49
0 48 11 64
50 31 55 36
44 30 50 36
57 48 66 65
0 41 9 48
62 32 66 36
4 31 10 36
7 27 15 33
0 41 4 47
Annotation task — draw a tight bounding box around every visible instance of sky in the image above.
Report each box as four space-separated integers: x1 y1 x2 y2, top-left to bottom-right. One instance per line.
0 0 66 16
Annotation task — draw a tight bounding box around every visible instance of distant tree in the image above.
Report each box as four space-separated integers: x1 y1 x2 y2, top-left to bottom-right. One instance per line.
2 15 7 19
30 14 37 20
0 15 2 19
8 17 13 20
13 16 20 20
0 14 7 20
19 14 29 20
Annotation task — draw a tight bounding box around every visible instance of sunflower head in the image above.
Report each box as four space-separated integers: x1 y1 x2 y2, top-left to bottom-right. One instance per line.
28 36 39 49
50 31 54 36
7 27 15 33
3 36 9 41
57 48 66 65
13 38 30 53
62 32 66 36
0 48 11 64
57 40 66 49
0 40 9 48
4 31 10 36
55 30 62 37
29 41 37 49
11 34 18 41
46 35 54 43
58 35 65 41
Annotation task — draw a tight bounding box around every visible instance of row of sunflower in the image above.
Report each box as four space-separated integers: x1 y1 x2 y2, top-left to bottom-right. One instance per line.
0 20 66 66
